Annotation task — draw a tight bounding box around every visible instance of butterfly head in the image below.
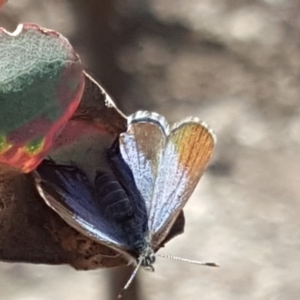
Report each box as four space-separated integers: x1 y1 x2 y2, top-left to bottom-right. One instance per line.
140 245 156 271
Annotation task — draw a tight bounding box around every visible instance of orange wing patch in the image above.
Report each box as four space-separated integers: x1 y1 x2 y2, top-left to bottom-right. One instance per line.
170 121 215 186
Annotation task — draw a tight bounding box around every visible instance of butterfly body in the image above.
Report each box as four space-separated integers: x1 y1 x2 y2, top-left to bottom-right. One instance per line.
95 171 146 255
33 110 215 270
96 149 159 271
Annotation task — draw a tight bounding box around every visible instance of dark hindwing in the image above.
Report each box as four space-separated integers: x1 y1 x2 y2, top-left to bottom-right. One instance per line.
154 210 185 252
33 159 131 254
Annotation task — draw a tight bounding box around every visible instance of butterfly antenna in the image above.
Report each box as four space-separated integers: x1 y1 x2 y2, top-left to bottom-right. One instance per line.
117 259 143 299
158 254 219 267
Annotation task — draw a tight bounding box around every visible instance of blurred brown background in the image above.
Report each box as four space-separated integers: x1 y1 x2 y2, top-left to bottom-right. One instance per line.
1 0 300 299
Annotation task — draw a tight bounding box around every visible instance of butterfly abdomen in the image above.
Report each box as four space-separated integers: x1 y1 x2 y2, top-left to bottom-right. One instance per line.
95 171 134 223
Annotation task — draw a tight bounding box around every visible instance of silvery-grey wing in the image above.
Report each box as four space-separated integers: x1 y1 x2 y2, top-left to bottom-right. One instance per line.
149 119 215 247
118 111 215 248
33 159 134 262
118 111 167 215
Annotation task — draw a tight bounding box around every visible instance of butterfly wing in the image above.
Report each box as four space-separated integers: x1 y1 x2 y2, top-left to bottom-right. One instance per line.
33 159 133 261
150 119 215 247
118 111 167 214
118 111 215 249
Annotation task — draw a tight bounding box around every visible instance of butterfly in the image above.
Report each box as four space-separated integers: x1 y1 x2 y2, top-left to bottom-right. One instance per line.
33 110 216 293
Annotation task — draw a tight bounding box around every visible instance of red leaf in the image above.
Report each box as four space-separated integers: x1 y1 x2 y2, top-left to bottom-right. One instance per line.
0 24 85 173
